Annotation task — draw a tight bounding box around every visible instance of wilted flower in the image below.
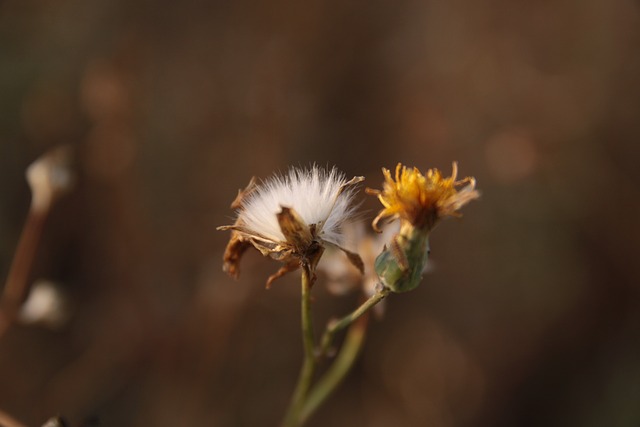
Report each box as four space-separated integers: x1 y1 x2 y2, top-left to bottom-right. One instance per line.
218 166 364 288
367 162 479 232
318 220 400 316
368 162 479 292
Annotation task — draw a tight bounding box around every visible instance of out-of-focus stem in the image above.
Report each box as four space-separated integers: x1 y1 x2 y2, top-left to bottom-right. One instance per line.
0 408 28 427
0 146 73 338
300 312 369 424
281 267 316 427
0 205 48 337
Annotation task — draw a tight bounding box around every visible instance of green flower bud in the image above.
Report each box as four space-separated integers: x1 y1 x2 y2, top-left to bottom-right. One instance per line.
374 224 430 293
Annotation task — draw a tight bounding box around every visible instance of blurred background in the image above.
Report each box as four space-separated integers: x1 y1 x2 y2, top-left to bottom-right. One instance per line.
1 0 639 426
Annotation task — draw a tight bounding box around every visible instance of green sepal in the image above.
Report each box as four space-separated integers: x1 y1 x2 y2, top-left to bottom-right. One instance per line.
374 226 430 293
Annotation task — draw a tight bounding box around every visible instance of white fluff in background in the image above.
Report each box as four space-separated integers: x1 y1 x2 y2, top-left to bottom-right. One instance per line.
238 166 359 246
19 280 69 329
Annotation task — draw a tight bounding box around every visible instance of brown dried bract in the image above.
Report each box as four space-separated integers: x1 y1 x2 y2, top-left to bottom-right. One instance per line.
217 172 365 288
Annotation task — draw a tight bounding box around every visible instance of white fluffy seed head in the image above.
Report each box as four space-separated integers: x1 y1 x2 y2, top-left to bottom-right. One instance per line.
238 166 360 246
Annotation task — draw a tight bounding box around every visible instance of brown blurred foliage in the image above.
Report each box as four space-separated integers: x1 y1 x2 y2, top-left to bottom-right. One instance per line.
1 0 639 426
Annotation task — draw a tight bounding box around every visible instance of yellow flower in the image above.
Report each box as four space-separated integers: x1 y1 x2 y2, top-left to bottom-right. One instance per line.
367 162 479 232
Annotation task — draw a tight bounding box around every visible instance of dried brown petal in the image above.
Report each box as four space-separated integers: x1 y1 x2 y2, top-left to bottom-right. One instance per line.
222 231 252 279
276 206 313 252
334 244 365 274
230 177 257 210
266 261 300 289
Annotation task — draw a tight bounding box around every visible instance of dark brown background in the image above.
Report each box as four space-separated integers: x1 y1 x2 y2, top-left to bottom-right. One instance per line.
1 1 639 426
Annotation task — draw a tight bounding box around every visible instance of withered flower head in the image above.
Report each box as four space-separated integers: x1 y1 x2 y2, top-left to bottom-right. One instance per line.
366 162 479 232
318 220 399 315
218 166 364 288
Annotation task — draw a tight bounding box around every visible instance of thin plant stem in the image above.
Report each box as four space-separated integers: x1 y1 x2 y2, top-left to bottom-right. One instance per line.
318 287 390 359
0 408 28 427
300 311 370 424
0 145 72 339
0 209 47 338
281 267 316 427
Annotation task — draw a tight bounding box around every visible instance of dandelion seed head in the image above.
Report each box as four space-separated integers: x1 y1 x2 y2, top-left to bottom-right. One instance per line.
218 165 364 284
238 166 359 245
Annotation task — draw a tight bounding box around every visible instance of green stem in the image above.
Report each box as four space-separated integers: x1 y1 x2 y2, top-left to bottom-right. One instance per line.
318 287 390 359
281 267 316 427
300 312 370 423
